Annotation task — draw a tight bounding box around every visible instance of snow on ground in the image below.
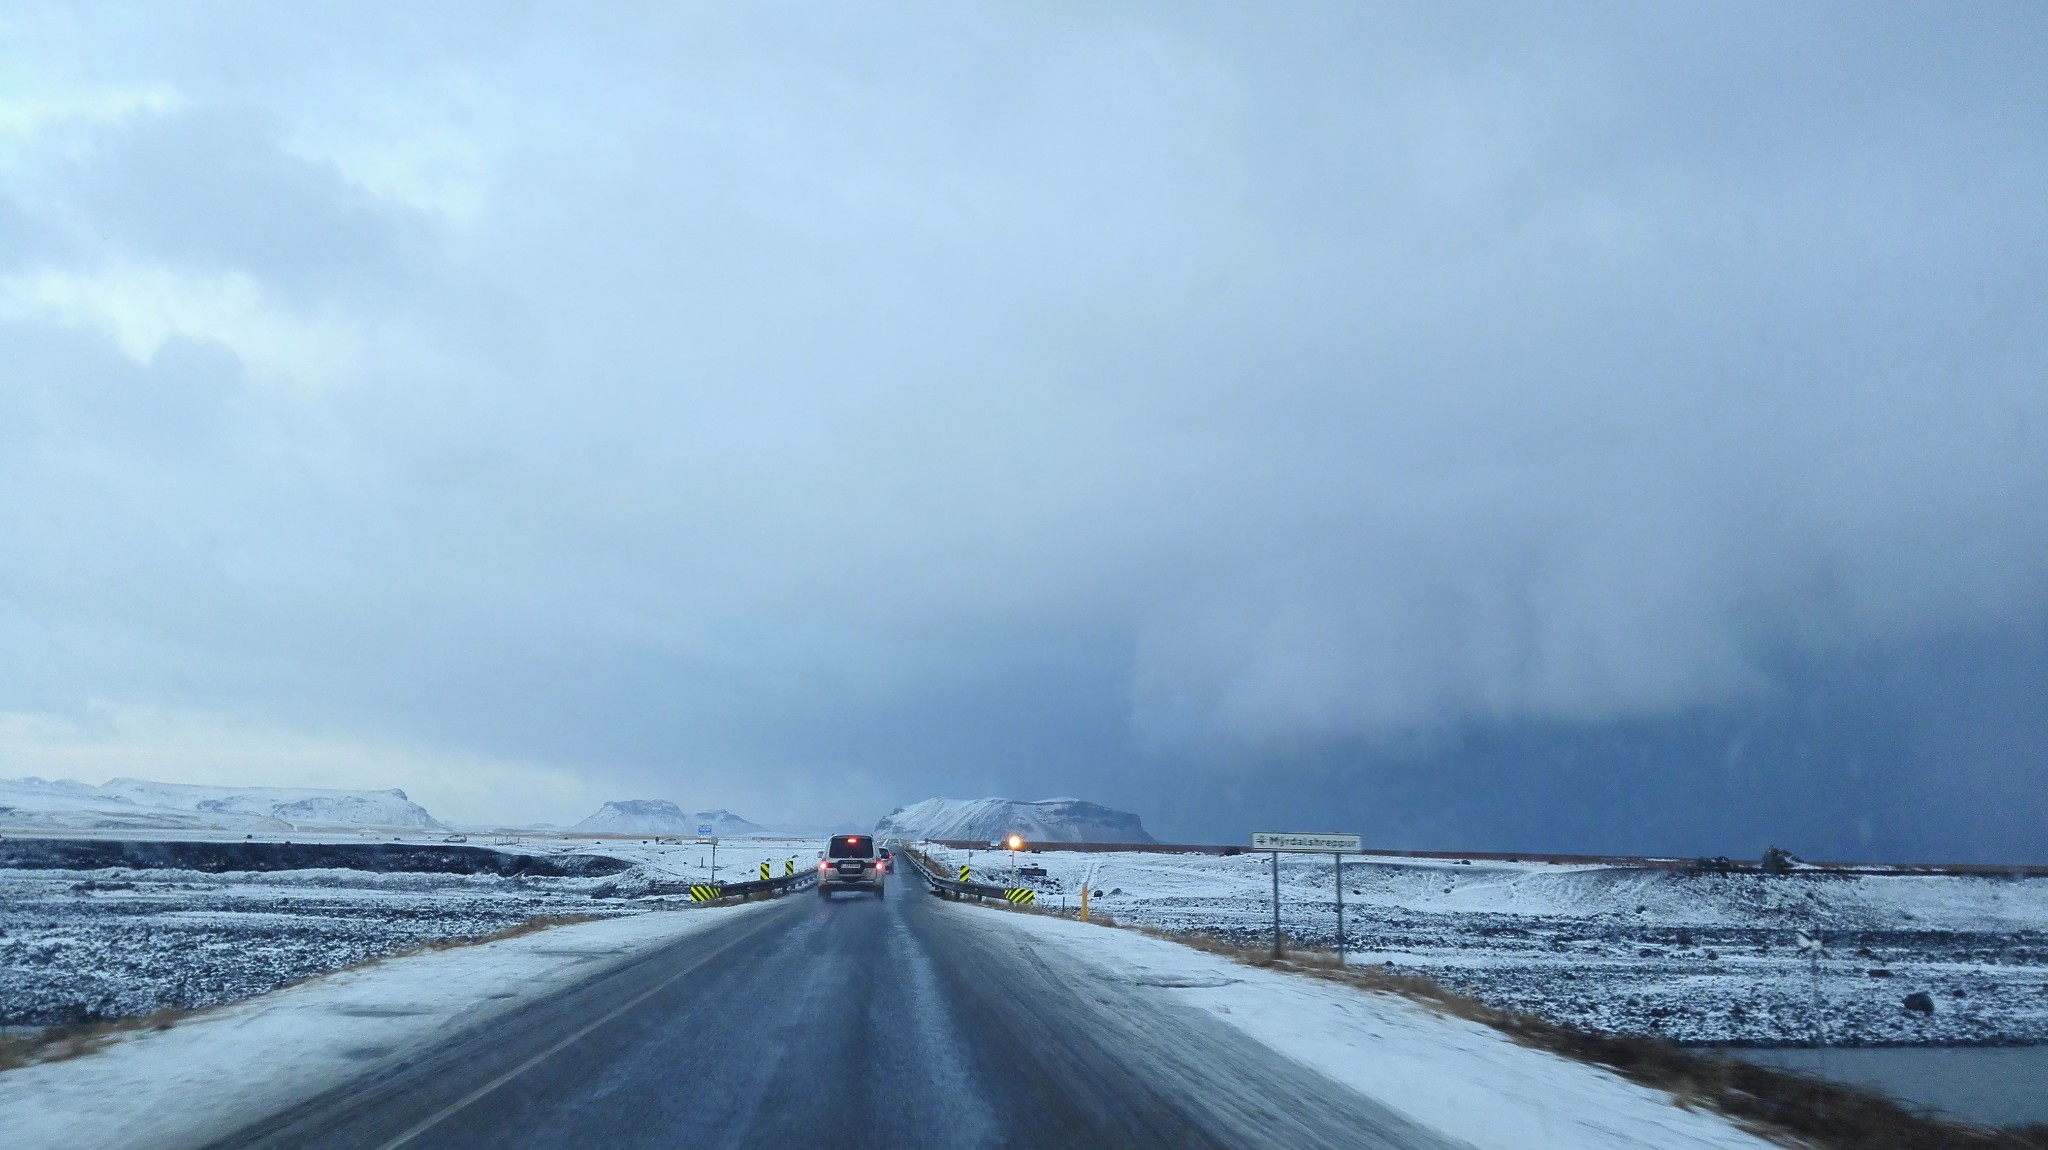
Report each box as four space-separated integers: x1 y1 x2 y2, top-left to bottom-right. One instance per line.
920 844 2048 1045
954 904 1776 1150
2 831 826 1026
0 904 780 1150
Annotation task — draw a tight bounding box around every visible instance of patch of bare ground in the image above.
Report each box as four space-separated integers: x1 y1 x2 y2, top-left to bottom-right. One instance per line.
0 1007 198 1073
0 913 605 1074
1134 929 2048 1150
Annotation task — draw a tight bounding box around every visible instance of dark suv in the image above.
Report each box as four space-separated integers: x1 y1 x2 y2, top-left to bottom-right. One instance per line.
818 834 885 899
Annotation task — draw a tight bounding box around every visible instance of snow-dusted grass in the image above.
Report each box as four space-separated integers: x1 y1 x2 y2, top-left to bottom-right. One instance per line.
921 843 2048 1045
948 901 1781 1150
0 903 778 1150
0 832 830 1027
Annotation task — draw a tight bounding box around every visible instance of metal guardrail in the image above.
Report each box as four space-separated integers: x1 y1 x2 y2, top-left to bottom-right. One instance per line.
644 869 816 903
898 845 1036 905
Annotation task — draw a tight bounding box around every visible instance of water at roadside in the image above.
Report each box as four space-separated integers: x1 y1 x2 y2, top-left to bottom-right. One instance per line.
1704 1045 2048 1128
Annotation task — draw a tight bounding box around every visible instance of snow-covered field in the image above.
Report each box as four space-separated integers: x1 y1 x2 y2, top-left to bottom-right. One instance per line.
0 904 783 1150
954 904 1775 1150
920 844 2048 1046
1 831 825 1027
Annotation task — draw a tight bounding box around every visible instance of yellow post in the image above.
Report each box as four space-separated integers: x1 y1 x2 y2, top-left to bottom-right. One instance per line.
784 858 794 876
759 861 769 881
1080 884 1089 922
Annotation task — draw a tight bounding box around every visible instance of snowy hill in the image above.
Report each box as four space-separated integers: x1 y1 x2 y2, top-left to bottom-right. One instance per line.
875 797 1154 844
570 800 764 836
0 776 444 831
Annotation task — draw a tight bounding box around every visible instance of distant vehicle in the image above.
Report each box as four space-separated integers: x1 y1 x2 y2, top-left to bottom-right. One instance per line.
876 847 892 873
818 834 885 899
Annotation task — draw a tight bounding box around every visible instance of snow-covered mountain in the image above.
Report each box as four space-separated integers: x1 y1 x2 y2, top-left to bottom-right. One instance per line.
875 797 1154 844
0 776 444 831
570 800 764 836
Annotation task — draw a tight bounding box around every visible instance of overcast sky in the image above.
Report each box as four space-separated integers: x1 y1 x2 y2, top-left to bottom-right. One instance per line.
1 3 2043 860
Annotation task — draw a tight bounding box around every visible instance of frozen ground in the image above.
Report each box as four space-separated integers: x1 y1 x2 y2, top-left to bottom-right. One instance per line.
956 904 1775 1150
0 904 782 1150
0 831 825 1027
922 844 2048 1045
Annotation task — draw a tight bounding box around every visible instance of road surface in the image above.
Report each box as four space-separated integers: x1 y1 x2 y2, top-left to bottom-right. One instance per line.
208 874 1469 1150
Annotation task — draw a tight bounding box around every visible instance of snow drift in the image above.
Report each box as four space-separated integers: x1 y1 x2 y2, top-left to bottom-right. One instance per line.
571 800 764 836
875 797 1154 844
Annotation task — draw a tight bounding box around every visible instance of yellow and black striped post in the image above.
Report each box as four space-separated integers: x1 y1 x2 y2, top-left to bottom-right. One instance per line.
784 858 795 876
1004 888 1035 905
959 865 972 883
689 884 719 902
759 861 770 881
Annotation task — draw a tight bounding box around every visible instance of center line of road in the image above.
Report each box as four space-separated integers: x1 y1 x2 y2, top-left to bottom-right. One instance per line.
370 910 777 1150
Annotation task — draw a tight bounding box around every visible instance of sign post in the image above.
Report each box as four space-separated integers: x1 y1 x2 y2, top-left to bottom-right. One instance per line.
1334 852 1344 965
696 825 717 883
1251 833 1362 961
1270 850 1282 957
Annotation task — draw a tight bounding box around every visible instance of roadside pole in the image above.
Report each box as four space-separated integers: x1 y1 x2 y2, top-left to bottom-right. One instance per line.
1334 851 1345 965
1270 851 1282 958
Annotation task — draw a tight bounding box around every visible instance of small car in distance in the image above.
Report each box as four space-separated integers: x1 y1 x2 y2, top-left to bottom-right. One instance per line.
818 834 885 899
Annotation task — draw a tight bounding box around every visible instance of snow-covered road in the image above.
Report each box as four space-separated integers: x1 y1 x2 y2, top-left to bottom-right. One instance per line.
1 867 1780 1150
0 903 784 1150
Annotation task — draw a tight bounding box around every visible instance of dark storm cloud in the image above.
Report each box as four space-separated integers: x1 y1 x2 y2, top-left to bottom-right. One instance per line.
0 2 2042 855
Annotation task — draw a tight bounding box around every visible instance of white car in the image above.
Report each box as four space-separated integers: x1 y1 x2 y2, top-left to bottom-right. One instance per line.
817 834 885 898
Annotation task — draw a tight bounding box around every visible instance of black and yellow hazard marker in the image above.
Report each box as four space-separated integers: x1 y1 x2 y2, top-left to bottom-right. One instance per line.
784 858 795 876
959 865 972 882
689 884 720 901
1003 888 1035 905
759 861 770 881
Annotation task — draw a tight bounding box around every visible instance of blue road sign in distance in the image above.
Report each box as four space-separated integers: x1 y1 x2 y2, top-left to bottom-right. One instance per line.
697 824 714 836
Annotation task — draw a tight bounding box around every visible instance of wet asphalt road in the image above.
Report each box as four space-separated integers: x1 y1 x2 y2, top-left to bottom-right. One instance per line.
210 874 1469 1150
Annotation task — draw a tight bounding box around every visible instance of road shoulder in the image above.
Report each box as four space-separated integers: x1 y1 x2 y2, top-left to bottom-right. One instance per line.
943 902 1776 1150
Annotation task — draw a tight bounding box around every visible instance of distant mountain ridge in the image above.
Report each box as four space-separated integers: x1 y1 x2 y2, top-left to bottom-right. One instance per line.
874 797 1154 844
0 776 444 831
571 800 764 836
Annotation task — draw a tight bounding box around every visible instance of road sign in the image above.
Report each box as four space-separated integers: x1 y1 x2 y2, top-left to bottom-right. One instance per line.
1252 832 1361 852
1254 832 1362 959
697 824 715 837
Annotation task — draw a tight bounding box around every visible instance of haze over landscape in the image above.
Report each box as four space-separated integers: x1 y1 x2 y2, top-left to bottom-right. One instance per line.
1 4 2043 860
